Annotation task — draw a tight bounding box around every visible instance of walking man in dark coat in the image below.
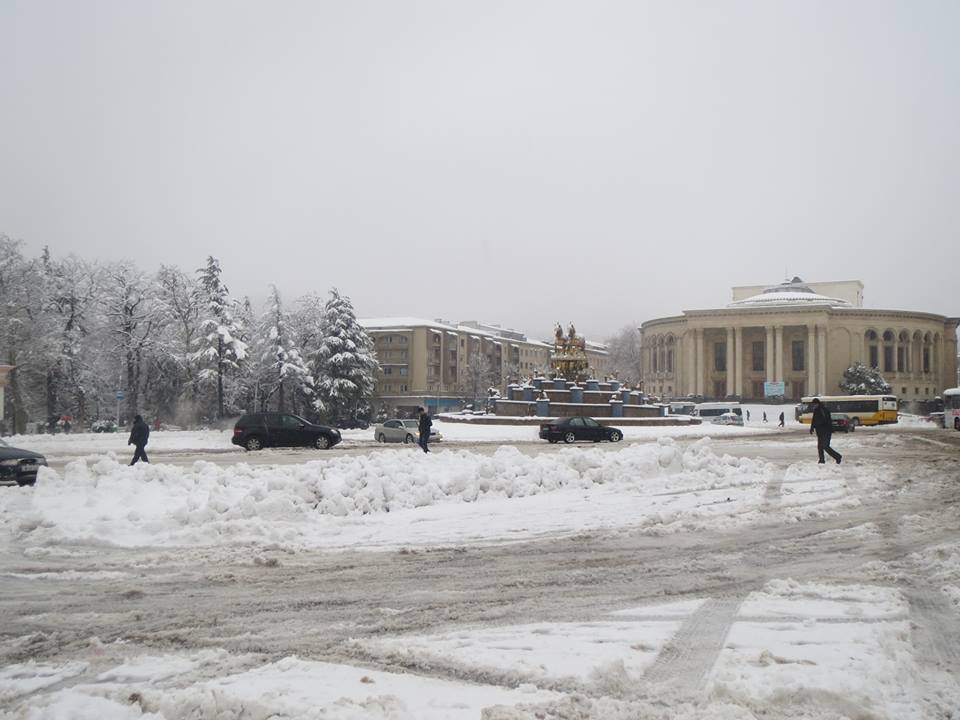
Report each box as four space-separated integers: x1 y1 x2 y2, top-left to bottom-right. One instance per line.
417 406 432 454
128 414 150 465
809 398 841 464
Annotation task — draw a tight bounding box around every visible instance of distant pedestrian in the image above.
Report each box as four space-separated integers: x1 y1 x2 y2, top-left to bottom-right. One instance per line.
417 406 432 454
746 410 751 422
778 412 785 428
809 398 842 465
153 416 161 432
762 411 768 423
128 414 150 465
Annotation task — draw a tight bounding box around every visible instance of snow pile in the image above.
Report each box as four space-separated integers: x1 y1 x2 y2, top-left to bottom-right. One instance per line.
2 438 772 550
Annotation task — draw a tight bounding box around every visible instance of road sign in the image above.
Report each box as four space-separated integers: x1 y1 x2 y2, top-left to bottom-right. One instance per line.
115 390 125 401
763 382 785 397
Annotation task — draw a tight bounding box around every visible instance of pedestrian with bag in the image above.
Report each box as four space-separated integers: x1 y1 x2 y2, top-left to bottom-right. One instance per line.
128 414 150 465
809 398 841 464
417 406 432 454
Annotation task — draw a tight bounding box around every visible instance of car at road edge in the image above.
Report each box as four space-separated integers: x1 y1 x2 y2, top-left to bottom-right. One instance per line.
538 416 623 444
373 419 444 444
231 412 341 451
0 438 48 487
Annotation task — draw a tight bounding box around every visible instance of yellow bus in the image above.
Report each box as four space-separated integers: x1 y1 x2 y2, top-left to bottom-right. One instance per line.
799 395 898 428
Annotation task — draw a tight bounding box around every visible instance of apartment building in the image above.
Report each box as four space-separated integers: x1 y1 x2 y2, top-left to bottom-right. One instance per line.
359 317 554 414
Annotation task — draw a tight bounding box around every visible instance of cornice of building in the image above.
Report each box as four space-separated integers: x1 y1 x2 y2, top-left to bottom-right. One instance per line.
642 306 956 327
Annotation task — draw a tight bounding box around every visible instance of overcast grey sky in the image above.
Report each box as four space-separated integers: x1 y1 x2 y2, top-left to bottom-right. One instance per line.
1 0 957 340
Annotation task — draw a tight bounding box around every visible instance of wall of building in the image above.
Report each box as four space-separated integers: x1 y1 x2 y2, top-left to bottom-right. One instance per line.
641 309 958 401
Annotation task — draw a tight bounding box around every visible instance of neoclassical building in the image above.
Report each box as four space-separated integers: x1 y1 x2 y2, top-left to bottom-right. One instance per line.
640 278 959 402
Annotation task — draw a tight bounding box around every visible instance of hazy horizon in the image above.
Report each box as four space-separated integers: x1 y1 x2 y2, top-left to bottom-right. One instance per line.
2 1 958 340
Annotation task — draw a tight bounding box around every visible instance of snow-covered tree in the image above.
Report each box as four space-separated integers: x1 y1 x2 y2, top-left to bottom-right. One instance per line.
605 325 642 385
153 265 202 423
192 257 248 419
257 285 313 413
0 237 48 431
38 250 101 423
311 289 378 425
462 348 498 407
839 362 892 395
102 261 161 419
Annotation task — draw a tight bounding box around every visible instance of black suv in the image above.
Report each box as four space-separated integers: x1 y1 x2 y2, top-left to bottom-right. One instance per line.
232 413 341 451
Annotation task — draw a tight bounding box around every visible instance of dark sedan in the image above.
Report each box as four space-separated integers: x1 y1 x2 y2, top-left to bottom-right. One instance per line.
0 438 48 486
831 413 855 433
539 416 623 444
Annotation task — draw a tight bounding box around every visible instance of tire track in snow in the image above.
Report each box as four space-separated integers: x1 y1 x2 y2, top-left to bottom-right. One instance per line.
643 469 785 693
642 596 742 691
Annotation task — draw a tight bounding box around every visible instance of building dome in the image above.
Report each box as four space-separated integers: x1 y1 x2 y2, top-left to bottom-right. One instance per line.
728 277 851 308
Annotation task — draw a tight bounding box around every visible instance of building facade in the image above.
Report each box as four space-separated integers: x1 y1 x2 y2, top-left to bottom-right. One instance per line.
359 318 554 414
640 278 959 402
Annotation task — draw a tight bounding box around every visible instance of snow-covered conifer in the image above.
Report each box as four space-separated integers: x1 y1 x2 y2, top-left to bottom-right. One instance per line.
192 256 247 419
311 289 378 425
258 285 314 413
839 362 892 395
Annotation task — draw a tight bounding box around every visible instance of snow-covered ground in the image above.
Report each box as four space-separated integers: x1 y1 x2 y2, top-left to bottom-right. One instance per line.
1 425 958 719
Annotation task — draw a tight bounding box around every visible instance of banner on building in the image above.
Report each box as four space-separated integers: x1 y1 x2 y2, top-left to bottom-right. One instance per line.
763 381 785 397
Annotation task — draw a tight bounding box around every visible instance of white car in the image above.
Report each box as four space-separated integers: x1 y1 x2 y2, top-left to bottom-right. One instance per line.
711 412 744 426
373 419 443 444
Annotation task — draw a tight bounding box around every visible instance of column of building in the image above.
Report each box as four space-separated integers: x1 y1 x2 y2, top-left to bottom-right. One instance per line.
734 327 743 397
817 325 827 395
774 326 784 382
765 327 774 385
696 329 705 396
725 328 734 396
807 325 817 396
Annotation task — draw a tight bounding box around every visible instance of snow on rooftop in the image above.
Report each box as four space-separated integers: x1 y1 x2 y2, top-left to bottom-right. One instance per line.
729 291 851 308
727 278 851 308
359 317 458 331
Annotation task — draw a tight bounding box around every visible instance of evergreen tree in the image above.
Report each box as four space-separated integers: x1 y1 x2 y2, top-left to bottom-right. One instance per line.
311 289 378 425
839 362 892 395
192 257 247 419
258 285 313 413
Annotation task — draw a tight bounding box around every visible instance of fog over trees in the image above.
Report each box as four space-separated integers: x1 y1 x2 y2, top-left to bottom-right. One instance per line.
0 236 377 431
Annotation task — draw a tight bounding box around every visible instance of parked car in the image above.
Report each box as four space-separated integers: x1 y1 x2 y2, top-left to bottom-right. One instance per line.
373 419 444 444
711 412 744 426
924 412 945 428
0 439 47 487
831 413 855 433
539 416 623 444
231 413 341 451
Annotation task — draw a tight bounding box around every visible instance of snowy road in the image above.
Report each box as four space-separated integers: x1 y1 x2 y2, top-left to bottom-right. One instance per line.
1 427 959 718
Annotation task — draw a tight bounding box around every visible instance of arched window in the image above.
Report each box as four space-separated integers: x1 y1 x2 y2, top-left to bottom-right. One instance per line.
923 332 932 374
898 331 910 372
666 336 675 374
865 330 879 369
882 330 895 373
